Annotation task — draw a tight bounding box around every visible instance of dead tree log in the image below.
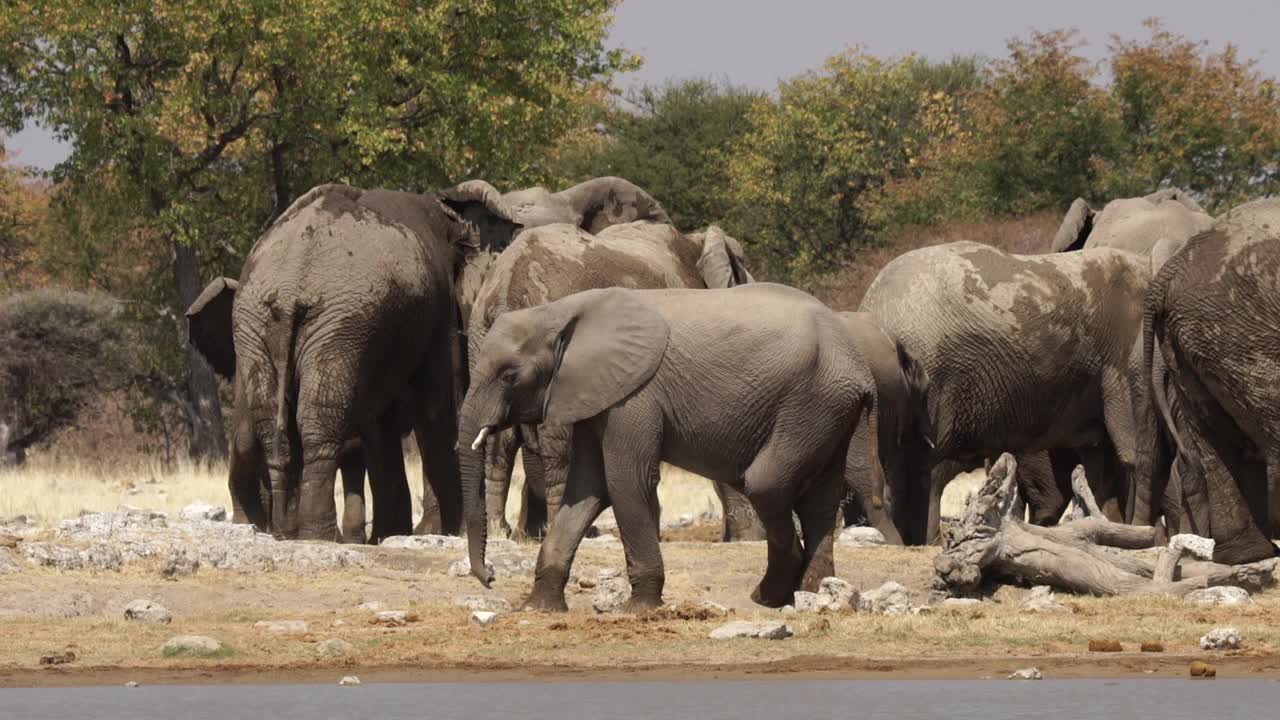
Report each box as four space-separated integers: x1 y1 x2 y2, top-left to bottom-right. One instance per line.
933 454 1276 597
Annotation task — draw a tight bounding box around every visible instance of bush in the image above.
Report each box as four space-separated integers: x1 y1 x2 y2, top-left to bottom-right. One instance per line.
0 289 133 463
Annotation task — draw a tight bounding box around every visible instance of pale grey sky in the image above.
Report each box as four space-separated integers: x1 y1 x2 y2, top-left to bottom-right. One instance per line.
7 0 1278 170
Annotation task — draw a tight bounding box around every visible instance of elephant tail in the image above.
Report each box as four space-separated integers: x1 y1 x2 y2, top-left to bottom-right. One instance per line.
267 299 308 469
1133 259 1180 525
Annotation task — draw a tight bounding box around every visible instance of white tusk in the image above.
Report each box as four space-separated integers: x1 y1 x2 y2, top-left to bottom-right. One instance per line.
470 427 491 451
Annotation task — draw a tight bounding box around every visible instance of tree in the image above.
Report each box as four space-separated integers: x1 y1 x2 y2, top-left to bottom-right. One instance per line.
725 50 981 282
1106 20 1280 211
0 148 49 291
553 78 762 231
0 0 632 461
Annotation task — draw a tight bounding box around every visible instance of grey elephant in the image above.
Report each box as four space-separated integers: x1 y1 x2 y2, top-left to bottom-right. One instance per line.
1051 188 1213 261
186 184 517 542
860 241 1151 545
457 284 873 610
1135 198 1280 565
469 221 759 541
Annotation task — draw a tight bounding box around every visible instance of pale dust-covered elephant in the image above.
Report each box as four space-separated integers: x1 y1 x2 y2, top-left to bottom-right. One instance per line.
1136 198 1280 565
469 221 760 541
861 242 1151 545
1051 188 1214 260
186 185 518 543
458 284 874 610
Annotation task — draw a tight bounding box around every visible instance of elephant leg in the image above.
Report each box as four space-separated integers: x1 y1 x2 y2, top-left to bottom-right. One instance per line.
796 454 846 591
338 448 368 544
535 423 574 534
483 428 520 538
523 424 609 612
923 460 956 546
412 374 463 537
842 419 902 543
601 430 665 611
228 419 268 531
1017 450 1068 526
296 440 341 542
742 446 804 608
715 481 765 541
364 413 412 544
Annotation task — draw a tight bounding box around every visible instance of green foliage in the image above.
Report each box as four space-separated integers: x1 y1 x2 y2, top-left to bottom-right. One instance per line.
0 290 133 455
725 51 982 282
553 78 763 231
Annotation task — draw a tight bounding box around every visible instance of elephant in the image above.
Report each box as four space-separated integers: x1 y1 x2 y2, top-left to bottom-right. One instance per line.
468 220 760 541
1051 188 1214 261
860 241 1151 545
186 184 517 542
1135 198 1280 565
457 284 874 610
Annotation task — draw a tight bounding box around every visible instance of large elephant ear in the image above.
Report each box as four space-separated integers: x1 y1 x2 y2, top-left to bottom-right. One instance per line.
1145 187 1206 215
186 277 239 379
1050 198 1094 252
543 289 670 425
1150 236 1182 274
696 226 752 288
558 176 673 234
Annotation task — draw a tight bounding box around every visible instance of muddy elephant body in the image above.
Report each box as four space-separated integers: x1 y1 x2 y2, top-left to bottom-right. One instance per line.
469 221 759 540
458 284 873 610
1137 198 1280 565
860 241 1150 545
187 185 507 542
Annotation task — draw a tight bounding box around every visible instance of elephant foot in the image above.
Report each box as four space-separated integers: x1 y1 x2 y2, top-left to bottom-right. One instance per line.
621 594 663 614
750 579 794 608
340 530 368 545
414 514 443 536
520 588 569 613
798 558 835 593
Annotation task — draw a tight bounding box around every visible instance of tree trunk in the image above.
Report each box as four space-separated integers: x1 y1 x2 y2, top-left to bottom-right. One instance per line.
172 238 228 463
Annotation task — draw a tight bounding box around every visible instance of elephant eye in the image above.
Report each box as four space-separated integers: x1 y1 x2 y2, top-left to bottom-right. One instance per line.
500 367 518 385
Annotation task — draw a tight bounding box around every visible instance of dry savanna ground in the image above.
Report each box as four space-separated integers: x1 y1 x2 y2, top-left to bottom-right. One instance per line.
2 455 1276 686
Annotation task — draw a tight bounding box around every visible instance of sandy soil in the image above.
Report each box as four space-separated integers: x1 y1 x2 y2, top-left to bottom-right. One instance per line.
2 525 1277 687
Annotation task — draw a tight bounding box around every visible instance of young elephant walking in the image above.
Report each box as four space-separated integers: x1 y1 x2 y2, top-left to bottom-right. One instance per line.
458 284 873 610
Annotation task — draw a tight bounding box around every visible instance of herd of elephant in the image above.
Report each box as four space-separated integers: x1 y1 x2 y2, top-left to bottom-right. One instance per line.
186 177 1280 611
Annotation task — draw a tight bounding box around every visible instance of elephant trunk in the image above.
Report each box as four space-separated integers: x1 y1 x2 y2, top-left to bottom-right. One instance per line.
459 386 506 588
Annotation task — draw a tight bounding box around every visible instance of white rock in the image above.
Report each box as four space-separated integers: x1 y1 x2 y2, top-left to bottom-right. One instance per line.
1009 667 1043 680
793 591 822 612
1021 585 1070 614
592 575 631 613
1170 534 1216 561
942 598 981 608
1200 627 1242 651
160 546 200 577
780 605 798 616
178 502 227 522
255 620 309 635
453 595 511 613
123 599 172 625
700 600 731 616
581 535 622 548
338 675 361 687
471 611 498 626
124 681 139 688
856 581 912 615
357 601 384 611
837 527 886 547
1184 587 1251 607
161 635 222 656
817 577 858 610
709 621 793 640
597 568 621 581
379 535 465 550
315 639 354 657
375 611 410 626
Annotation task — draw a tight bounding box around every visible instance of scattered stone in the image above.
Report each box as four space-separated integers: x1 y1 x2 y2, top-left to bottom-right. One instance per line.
379 535 465 550
941 598 981 608
592 574 631 613
709 621 792 640
160 546 200 578
1088 639 1123 652
0 548 20 574
911 606 932 616
255 620 309 635
1200 627 1242 651
160 635 223 657
793 591 822 613
581 535 622 548
471 611 498 626
641 601 729 621
837 526 886 546
699 600 731 616
22 541 123 571
1021 586 1070 614
780 605 798 616
315 639 354 657
39 651 75 665
1169 534 1215 561
817 577 858 610
338 675 361 687
597 568 621 581
856 581 912 615
1141 642 1165 653
124 681 139 688
453 595 511 613
357 601 385 611
123 599 173 625
1008 667 1042 680
178 503 227 522
1184 587 1251 607
372 610 419 627
1189 661 1217 678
